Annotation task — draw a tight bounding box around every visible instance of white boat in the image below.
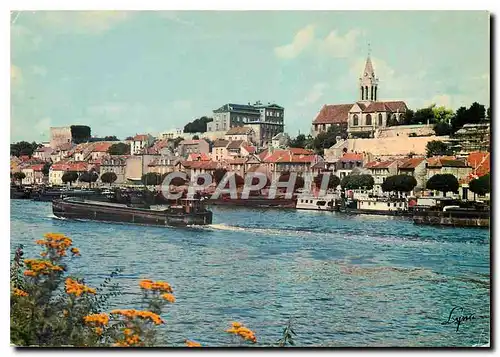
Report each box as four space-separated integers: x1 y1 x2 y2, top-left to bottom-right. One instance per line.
296 194 338 211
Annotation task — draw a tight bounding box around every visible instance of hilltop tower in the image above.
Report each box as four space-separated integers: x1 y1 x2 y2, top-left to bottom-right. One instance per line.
359 55 379 102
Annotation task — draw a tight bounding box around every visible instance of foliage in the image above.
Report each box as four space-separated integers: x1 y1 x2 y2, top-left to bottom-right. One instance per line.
313 173 340 190
13 172 26 183
277 318 296 347
426 174 459 195
173 137 184 148
413 105 437 125
311 125 347 154
433 121 452 136
79 171 99 187
10 234 174 347
141 172 162 186
381 175 417 193
451 102 487 133
192 135 200 140
340 174 374 190
289 134 308 149
62 171 79 186
432 106 454 124
125 136 134 141
426 140 453 157
107 143 130 156
100 172 118 185
277 172 305 191
469 174 490 196
400 109 414 125
70 126 91 144
42 162 52 176
183 116 213 133
11 141 41 157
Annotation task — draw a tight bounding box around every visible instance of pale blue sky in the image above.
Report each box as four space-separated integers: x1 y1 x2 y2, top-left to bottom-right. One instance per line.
11 10 490 142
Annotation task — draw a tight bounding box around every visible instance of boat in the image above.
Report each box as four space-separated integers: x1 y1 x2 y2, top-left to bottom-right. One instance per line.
207 195 296 209
32 187 108 202
10 185 32 199
295 194 339 211
52 197 213 226
340 197 411 216
412 199 490 228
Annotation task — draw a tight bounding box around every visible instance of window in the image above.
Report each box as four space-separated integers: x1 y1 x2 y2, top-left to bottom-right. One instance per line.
366 114 372 126
378 113 383 126
387 203 390 207
353 114 359 126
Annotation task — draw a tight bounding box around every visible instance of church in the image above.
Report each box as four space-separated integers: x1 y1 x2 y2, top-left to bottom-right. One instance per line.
312 55 408 138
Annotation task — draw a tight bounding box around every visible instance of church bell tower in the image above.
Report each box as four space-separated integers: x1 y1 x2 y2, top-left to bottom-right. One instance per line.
359 54 379 102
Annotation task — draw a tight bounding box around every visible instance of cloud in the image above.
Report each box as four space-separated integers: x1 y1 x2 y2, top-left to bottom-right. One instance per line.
36 11 132 34
274 24 316 59
318 29 362 58
297 83 329 107
31 65 47 77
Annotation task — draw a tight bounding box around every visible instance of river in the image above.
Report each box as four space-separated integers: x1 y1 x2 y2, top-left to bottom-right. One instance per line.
10 200 490 347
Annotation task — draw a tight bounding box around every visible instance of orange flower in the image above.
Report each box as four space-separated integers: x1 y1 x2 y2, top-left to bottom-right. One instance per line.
12 288 29 297
24 270 37 277
139 279 153 290
225 322 257 343
84 313 109 326
185 340 202 347
65 278 96 297
161 293 176 303
70 247 80 256
123 328 133 336
94 327 103 335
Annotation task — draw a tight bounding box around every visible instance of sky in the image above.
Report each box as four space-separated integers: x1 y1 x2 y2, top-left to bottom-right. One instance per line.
10 10 490 143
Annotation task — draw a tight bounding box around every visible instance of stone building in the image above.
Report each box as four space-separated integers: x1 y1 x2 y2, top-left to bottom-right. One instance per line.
50 127 72 149
312 55 408 138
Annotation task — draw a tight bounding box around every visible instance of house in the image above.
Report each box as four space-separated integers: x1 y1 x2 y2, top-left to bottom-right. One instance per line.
90 142 113 161
21 164 45 185
225 126 256 144
226 140 247 159
364 160 400 196
333 153 365 180
125 155 157 183
147 156 180 177
179 139 210 157
223 158 247 177
33 147 53 162
100 156 128 184
262 149 320 181
271 132 289 149
397 157 427 192
50 143 73 163
211 139 230 161
459 152 491 201
425 157 472 184
49 161 88 186
187 153 211 161
143 139 172 156
130 134 154 155
177 160 220 179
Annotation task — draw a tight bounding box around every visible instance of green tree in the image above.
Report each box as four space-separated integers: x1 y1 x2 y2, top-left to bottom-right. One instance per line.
125 136 134 141
426 140 453 157
289 134 308 148
13 172 25 184
42 162 52 176
413 105 436 125
426 174 459 196
141 172 162 186
192 135 200 140
100 172 118 186
173 137 184 148
451 102 486 133
79 170 99 188
432 106 454 124
70 125 91 144
183 116 213 133
340 174 374 190
381 175 418 194
10 141 41 157
311 125 347 154
469 174 490 196
433 121 452 136
107 143 130 155
400 109 414 125
62 171 79 186
313 173 340 190
104 136 120 141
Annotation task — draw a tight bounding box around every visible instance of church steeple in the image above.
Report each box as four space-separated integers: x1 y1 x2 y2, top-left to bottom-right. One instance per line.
359 49 379 102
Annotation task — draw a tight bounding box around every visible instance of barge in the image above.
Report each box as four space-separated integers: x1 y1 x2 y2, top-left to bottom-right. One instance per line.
52 197 213 226
340 197 411 216
412 205 490 228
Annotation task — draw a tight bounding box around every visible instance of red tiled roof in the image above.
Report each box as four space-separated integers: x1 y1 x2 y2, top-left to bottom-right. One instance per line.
213 139 230 148
243 145 256 154
426 156 467 168
365 160 397 169
51 161 88 172
134 134 149 141
258 149 269 161
19 155 30 161
358 101 408 113
289 148 314 155
264 150 318 164
30 164 44 171
181 161 218 170
467 152 490 177
227 140 244 149
93 142 113 152
188 153 211 161
398 157 425 169
227 158 247 165
312 104 352 125
340 153 363 162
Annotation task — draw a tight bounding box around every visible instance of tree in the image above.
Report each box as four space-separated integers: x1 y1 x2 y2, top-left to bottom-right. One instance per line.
104 136 120 141
79 170 99 188
432 106 454 124
100 172 118 186
426 140 453 158
381 175 417 194
289 134 308 148
433 121 452 136
413 105 436 125
426 174 459 196
192 135 200 140
340 174 374 190
173 137 184 148
469 174 490 196
62 171 79 186
311 125 347 154
125 136 134 141
314 173 340 190
486 107 491 121
451 102 486 133
183 116 213 133
13 172 25 184
42 162 52 176
10 141 41 157
107 143 130 155
70 125 91 144
141 172 162 186
400 109 414 125
212 168 227 184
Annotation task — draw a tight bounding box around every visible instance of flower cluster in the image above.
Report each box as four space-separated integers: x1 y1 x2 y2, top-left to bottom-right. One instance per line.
185 340 202 347
113 334 142 347
110 309 165 325
36 233 74 257
70 247 80 256
12 288 29 297
139 279 173 293
161 293 176 303
226 322 257 343
23 259 64 277
83 313 110 326
65 278 96 297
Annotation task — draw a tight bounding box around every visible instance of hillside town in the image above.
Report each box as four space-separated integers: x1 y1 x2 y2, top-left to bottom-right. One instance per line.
11 55 490 203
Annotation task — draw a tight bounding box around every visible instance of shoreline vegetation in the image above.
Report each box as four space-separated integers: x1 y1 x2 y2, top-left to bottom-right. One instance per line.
10 233 294 347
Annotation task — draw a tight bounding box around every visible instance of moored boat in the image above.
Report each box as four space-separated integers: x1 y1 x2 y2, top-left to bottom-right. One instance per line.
412 202 490 228
52 197 213 226
340 197 411 216
295 194 339 211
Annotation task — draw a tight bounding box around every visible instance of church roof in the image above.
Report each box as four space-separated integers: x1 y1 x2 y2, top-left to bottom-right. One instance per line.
354 101 407 113
312 104 352 125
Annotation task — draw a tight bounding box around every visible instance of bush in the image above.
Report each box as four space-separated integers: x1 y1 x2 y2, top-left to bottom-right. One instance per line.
426 174 459 195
